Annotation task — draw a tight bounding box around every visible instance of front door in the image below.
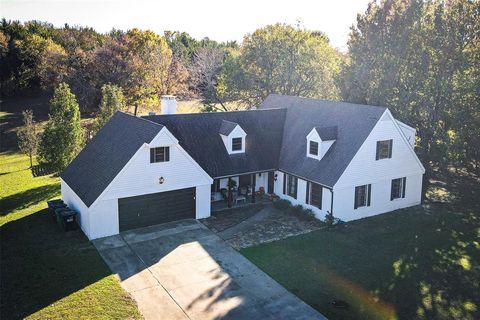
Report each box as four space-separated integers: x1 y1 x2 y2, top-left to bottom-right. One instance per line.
267 172 275 194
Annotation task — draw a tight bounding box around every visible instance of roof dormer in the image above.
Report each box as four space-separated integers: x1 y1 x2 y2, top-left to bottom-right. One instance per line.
306 126 337 160
219 120 246 155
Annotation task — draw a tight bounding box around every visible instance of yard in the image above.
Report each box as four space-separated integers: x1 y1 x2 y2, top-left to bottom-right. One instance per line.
0 151 141 319
241 171 480 320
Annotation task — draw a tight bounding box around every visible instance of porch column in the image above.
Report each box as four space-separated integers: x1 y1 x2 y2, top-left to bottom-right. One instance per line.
227 177 233 208
251 173 256 203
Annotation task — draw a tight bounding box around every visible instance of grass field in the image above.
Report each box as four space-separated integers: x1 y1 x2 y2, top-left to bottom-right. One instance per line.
242 180 480 319
0 151 142 319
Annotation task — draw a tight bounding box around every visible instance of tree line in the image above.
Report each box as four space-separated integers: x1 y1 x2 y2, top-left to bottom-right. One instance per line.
5 0 480 193
0 20 341 111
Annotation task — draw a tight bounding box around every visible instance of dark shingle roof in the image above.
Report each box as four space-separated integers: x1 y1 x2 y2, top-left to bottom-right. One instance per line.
62 94 388 205
315 126 337 141
143 109 286 178
61 112 163 207
260 94 386 187
219 120 239 136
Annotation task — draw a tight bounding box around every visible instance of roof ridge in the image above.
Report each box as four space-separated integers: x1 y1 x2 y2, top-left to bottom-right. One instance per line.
267 94 387 110
119 111 164 128
142 107 286 118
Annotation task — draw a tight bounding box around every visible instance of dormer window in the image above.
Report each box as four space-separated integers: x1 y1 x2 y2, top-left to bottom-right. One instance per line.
306 126 337 160
232 137 243 151
219 120 246 155
309 141 319 156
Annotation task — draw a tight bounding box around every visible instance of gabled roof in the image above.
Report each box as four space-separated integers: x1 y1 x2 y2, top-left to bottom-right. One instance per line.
219 120 239 136
61 112 163 207
143 109 286 178
315 126 337 141
62 94 389 205
260 94 386 187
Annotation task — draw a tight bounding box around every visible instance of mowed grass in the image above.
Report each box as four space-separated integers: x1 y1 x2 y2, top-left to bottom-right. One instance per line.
0 152 141 320
242 205 480 320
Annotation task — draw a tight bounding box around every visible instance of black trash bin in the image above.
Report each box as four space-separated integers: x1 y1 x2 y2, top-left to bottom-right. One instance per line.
58 210 78 231
47 199 66 219
54 207 72 223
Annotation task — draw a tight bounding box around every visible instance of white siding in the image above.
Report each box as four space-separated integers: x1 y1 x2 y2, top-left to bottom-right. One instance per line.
273 171 332 219
81 128 212 240
101 129 212 201
89 199 118 239
61 179 91 238
195 184 211 219
333 174 422 221
396 120 416 148
333 111 424 220
335 111 424 189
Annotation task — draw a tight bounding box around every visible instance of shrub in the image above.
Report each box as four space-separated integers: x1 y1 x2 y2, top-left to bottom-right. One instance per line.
325 211 335 227
273 199 291 210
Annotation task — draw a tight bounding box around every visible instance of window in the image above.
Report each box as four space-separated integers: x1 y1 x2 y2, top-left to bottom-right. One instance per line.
391 177 406 200
354 184 371 209
376 139 393 160
232 137 243 151
309 141 319 156
150 147 169 163
309 182 322 209
284 174 298 199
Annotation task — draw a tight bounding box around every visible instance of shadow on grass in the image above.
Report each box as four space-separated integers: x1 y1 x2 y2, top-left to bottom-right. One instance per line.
0 208 113 319
0 183 60 216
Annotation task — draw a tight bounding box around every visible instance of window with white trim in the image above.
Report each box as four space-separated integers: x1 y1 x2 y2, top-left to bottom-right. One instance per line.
376 139 392 160
309 141 319 156
232 137 243 151
354 184 371 209
391 177 406 200
150 147 170 163
309 182 322 209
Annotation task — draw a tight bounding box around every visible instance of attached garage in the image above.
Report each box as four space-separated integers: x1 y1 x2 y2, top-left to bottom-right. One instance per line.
118 187 196 232
60 112 213 240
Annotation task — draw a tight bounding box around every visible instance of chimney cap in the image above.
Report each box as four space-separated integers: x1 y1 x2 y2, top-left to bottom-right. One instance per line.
161 95 176 100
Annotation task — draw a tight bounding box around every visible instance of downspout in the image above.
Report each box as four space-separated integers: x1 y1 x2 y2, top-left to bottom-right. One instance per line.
330 189 334 215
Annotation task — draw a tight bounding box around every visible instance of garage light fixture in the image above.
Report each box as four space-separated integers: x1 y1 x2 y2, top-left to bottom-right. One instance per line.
159 177 165 184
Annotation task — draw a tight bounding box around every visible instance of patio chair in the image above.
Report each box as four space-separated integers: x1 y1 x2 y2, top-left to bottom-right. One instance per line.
235 194 246 204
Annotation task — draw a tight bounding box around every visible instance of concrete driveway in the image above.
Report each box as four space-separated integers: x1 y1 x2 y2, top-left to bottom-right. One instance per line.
93 219 325 320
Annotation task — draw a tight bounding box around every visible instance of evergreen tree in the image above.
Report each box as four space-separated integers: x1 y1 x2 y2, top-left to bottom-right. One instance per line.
93 84 126 134
38 82 84 171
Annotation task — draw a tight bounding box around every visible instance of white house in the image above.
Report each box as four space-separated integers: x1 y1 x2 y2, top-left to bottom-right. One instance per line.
61 94 425 240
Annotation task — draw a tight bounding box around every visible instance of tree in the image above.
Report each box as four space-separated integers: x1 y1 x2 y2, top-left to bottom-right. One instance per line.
341 0 480 196
17 109 40 167
38 83 84 171
189 47 227 110
93 84 126 134
15 34 69 90
125 29 174 108
225 24 342 106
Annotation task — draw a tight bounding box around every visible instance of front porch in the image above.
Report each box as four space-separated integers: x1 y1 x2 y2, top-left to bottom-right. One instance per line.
210 171 276 212
211 194 271 212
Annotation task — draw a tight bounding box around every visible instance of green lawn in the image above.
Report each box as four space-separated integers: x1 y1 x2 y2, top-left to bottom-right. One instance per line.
242 194 479 319
0 152 141 320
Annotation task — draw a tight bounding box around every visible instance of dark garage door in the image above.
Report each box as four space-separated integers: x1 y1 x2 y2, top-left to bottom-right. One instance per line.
118 187 196 232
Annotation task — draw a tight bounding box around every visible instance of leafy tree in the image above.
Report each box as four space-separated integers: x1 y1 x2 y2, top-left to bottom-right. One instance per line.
225 24 342 106
15 34 69 90
38 83 84 171
341 0 480 195
17 109 40 167
93 84 126 134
